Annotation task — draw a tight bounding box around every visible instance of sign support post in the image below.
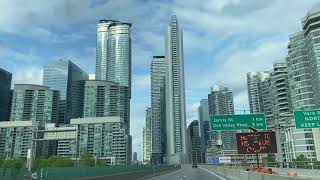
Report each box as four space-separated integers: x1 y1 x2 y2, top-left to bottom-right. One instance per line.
249 126 259 168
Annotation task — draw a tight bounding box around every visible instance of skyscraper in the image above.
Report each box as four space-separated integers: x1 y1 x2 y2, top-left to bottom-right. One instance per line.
303 10 320 108
43 59 88 124
10 84 59 124
285 30 319 162
208 85 235 150
271 61 292 124
165 15 187 163
197 99 209 163
270 61 293 162
95 20 132 134
96 20 118 81
247 71 274 127
150 56 166 162
0 68 12 121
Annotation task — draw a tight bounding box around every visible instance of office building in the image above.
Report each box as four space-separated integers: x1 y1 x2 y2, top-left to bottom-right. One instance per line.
208 85 236 150
165 15 188 164
0 68 12 121
187 120 202 164
247 71 274 127
43 59 88 124
197 99 210 162
150 56 166 163
143 107 152 164
10 84 59 124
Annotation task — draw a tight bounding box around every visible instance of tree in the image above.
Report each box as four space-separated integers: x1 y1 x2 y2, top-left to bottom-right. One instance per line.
79 153 95 166
262 154 276 163
293 154 308 162
1 159 25 170
33 156 73 169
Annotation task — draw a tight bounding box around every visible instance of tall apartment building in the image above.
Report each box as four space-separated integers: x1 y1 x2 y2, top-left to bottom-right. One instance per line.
165 15 188 164
270 61 293 162
10 84 59 124
150 56 166 163
271 61 292 124
95 20 132 135
143 107 152 164
43 59 88 124
0 68 12 121
83 80 128 118
197 99 210 161
285 28 320 161
68 117 130 165
96 20 118 81
208 85 236 150
247 71 273 127
0 121 40 159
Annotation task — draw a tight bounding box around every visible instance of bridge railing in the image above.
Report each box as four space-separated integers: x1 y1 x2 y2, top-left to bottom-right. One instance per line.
206 161 320 170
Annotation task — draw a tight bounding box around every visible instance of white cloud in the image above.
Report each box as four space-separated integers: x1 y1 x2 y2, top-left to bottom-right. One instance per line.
132 74 150 91
12 66 43 85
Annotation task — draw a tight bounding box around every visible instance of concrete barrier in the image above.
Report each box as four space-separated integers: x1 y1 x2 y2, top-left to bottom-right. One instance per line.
200 165 320 180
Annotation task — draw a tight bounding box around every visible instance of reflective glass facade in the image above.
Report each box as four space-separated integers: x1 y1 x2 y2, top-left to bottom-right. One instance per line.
0 68 12 121
43 59 88 124
96 20 118 81
107 23 132 89
151 56 166 157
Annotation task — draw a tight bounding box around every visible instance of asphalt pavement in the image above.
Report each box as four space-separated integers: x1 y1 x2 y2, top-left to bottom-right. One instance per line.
146 164 226 180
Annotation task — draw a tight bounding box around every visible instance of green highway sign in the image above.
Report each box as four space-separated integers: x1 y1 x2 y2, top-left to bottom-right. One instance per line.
210 114 267 131
294 109 320 129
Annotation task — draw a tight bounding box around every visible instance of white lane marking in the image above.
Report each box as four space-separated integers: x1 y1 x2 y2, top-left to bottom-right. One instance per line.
199 167 226 180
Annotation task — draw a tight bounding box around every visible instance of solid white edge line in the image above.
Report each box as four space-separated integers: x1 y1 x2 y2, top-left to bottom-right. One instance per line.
199 167 226 180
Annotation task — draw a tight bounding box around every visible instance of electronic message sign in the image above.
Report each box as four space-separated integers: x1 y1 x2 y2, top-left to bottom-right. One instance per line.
236 132 277 154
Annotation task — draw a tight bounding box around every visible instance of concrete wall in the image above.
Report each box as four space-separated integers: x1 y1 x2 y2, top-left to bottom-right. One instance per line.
200 165 318 180
270 167 320 180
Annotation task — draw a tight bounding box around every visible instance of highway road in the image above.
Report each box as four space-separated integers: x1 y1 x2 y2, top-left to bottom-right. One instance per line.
147 164 226 180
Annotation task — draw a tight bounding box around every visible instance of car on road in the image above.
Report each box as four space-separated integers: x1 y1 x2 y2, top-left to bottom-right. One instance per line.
192 163 197 168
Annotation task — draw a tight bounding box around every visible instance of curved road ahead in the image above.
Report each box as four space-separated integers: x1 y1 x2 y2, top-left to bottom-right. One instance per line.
147 164 226 180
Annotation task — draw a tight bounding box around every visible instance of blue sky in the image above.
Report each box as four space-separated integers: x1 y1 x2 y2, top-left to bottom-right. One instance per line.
0 0 319 160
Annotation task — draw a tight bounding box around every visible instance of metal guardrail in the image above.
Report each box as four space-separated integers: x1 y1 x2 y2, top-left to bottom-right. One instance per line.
0 165 178 180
